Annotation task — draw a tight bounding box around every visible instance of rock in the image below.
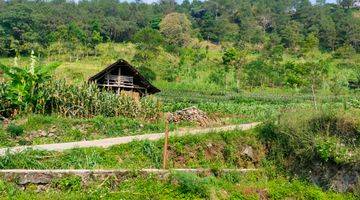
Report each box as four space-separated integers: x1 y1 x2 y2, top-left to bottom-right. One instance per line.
18 173 53 185
1 118 10 129
38 130 47 137
48 126 57 134
36 184 49 192
242 146 255 160
310 162 360 192
257 189 269 200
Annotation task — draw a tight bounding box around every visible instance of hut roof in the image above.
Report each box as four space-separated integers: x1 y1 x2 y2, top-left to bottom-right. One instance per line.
88 59 160 94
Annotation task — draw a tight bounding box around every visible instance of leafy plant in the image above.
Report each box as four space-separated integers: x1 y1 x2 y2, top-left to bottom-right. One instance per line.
172 172 211 198
52 176 82 191
6 123 24 137
0 62 59 116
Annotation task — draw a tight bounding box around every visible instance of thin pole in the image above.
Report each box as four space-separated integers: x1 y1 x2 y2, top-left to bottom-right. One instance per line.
162 113 170 169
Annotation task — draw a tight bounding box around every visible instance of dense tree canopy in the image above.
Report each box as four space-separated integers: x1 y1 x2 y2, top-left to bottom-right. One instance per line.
0 0 359 57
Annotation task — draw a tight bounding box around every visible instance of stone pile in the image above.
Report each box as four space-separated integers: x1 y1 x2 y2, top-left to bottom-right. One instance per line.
168 107 211 126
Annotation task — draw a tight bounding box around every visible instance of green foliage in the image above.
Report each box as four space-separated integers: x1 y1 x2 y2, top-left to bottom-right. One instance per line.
208 68 225 85
315 135 351 164
162 66 179 82
348 97 360 109
133 28 164 51
0 62 59 116
172 172 211 198
0 173 355 199
0 0 359 57
138 66 156 82
333 44 357 59
133 28 164 66
1 73 162 119
283 62 307 87
142 141 162 168
259 108 360 181
159 12 192 47
0 130 263 169
6 123 24 138
52 176 82 191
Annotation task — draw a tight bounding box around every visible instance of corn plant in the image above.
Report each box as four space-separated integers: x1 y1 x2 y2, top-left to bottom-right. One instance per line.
40 81 162 120
1 62 162 120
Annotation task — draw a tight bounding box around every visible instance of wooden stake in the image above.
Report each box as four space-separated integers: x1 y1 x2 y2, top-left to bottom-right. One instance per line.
162 113 170 169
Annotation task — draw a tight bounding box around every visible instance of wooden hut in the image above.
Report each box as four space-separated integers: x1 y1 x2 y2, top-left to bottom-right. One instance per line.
88 59 160 97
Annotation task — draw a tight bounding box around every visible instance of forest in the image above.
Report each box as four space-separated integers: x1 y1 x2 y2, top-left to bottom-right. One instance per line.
0 0 359 55
0 0 360 199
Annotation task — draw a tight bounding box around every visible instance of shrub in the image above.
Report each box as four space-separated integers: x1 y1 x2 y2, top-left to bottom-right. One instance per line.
348 98 360 109
52 176 82 191
333 45 356 59
142 141 162 168
163 67 178 82
208 69 225 85
315 135 351 164
172 172 211 198
0 82 11 118
6 124 24 137
138 66 157 82
259 108 360 189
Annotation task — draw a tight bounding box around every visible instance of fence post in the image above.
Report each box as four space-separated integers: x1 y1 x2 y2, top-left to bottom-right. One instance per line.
162 113 170 169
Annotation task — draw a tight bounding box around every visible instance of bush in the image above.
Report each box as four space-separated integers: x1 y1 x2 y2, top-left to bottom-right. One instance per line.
6 124 24 137
0 83 11 118
138 66 157 82
259 108 360 189
172 172 211 198
163 67 178 82
208 69 225 85
333 45 356 59
52 176 82 191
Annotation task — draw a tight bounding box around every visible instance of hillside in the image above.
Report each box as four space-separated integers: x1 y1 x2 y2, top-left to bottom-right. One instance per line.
0 0 359 199
0 110 359 199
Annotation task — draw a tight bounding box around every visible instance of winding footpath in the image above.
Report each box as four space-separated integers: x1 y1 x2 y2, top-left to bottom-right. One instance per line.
0 122 260 156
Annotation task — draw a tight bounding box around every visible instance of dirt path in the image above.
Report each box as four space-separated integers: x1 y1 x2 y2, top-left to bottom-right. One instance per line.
0 122 260 156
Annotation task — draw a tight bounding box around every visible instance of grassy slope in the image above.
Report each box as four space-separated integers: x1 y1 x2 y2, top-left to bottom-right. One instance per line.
0 130 264 169
0 128 357 199
0 114 196 148
0 43 359 198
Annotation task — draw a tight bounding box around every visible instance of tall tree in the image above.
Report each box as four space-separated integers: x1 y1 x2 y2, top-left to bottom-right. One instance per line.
159 12 192 47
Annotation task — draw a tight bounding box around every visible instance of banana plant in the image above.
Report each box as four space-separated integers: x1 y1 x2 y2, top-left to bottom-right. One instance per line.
0 62 60 116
